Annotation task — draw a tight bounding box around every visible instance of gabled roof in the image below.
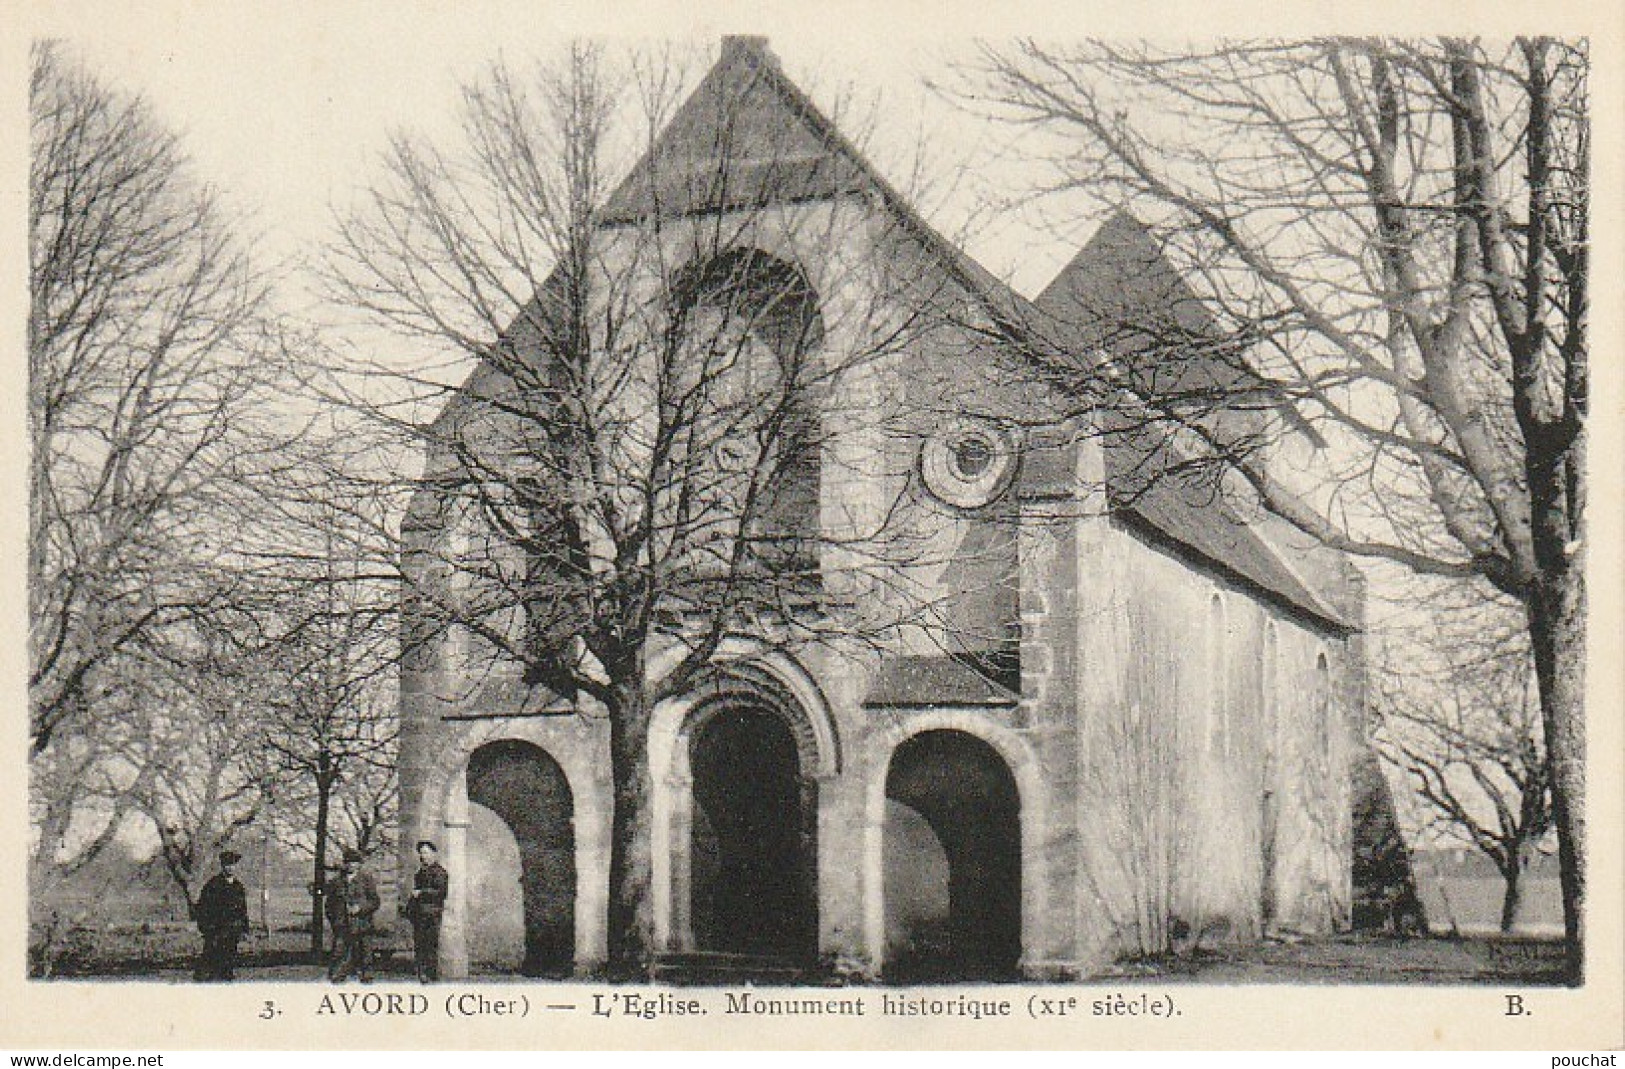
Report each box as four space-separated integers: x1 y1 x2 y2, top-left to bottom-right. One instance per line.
1103 419 1354 630
1035 211 1252 404
600 37 867 222
600 36 1038 332
1032 213 1355 631
448 37 1034 431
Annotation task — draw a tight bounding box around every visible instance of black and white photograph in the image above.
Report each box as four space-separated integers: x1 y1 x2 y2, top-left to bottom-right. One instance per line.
8 1 1622 1053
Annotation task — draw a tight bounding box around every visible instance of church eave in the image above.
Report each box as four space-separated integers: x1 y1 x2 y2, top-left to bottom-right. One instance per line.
1113 509 1357 638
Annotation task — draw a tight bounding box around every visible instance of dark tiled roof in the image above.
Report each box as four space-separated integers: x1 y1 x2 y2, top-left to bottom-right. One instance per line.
1106 420 1352 630
862 655 1019 709
1033 213 1355 631
1037 212 1224 359
600 43 866 223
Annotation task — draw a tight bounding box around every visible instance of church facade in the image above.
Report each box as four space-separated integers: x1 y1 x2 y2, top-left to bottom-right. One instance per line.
397 37 1368 981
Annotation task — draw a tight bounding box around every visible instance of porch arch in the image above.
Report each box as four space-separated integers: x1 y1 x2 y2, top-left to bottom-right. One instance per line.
418 718 608 978
862 711 1047 977
648 652 839 956
464 739 575 975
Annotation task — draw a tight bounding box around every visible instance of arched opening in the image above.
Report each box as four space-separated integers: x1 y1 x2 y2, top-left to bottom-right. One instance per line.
670 248 824 583
466 739 575 976
884 729 1021 981
689 704 817 960
1207 591 1229 756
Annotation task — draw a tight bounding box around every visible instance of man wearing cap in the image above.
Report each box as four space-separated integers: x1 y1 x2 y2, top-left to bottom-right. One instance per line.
405 840 449 982
194 848 250 981
326 848 381 983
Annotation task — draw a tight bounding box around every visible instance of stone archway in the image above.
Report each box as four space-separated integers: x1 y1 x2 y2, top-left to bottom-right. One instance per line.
689 704 816 958
652 659 832 962
882 729 1022 981
464 739 576 976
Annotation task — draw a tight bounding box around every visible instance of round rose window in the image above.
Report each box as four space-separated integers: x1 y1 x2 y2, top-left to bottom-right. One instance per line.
921 422 1017 508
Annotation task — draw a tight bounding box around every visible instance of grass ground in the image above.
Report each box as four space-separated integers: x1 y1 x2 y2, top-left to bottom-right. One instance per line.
33 924 1568 985
33 924 408 982
1124 932 1568 985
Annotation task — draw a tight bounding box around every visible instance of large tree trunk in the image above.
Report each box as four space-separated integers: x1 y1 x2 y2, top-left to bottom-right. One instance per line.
606 687 657 978
1529 565 1585 983
1498 855 1524 935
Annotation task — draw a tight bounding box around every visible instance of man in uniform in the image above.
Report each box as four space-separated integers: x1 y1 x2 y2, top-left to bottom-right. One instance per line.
405 840 449 983
326 848 380 983
194 848 250 981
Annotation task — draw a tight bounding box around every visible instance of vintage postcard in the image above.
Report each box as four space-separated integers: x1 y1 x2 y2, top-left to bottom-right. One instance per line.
4 0 1622 1053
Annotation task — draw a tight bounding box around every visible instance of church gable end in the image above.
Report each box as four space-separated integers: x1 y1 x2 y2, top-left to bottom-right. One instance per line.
600 36 866 224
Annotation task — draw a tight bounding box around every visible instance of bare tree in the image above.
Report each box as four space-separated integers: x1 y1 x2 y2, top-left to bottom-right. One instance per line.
28 44 363 978
27 34 306 927
137 644 270 918
327 42 960 973
966 37 1587 978
257 530 401 956
28 42 293 756
1375 586 1551 933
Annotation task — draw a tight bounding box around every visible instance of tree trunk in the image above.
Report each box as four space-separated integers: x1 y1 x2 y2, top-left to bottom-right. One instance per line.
1498 855 1524 935
1528 566 1585 983
606 687 656 978
310 769 333 957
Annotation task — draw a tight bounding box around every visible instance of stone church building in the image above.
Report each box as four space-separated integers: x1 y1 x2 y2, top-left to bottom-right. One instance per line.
398 37 1374 981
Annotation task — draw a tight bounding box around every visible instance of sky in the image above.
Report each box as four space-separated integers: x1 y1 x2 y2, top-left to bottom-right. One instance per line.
34 5 1094 319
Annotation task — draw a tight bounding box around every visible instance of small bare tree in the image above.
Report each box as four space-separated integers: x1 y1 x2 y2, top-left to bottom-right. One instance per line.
27 608 272 970
257 549 400 956
28 668 177 970
1375 586 1551 933
138 664 269 919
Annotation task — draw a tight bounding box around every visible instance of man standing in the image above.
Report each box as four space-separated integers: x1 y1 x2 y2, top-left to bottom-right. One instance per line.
194 849 250 981
405 840 449 983
326 848 380 983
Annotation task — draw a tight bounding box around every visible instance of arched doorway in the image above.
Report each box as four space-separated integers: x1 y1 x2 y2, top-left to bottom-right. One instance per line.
884 729 1021 981
689 704 817 960
466 739 575 976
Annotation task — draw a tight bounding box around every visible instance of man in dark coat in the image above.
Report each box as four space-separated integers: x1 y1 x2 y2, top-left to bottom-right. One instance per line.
194 849 250 981
326 848 380 983
405 840 449 983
